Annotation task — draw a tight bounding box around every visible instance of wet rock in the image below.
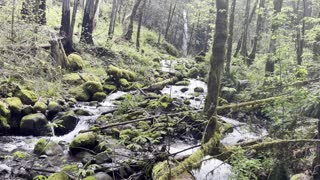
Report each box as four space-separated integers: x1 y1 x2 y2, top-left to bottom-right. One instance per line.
33 101 47 113
188 67 199 78
72 86 91 101
5 97 23 113
20 113 48 136
92 92 107 102
69 132 99 154
16 89 38 105
94 172 113 180
34 138 63 156
180 87 189 93
53 111 79 135
14 167 30 179
103 84 117 93
0 164 11 174
22 105 33 115
47 172 69 180
67 54 84 71
75 151 94 164
95 151 112 164
48 101 62 117
83 81 103 96
194 87 204 93
75 109 92 116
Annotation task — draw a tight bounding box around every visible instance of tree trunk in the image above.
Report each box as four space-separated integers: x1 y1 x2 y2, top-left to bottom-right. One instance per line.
225 0 236 74
108 0 117 39
60 0 71 37
80 0 99 44
123 0 143 41
69 0 79 44
297 0 307 65
240 0 250 58
136 0 146 51
248 0 265 65
164 2 177 41
265 0 283 76
203 0 229 143
38 0 46 24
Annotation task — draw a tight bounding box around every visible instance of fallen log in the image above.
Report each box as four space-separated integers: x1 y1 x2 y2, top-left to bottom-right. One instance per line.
245 139 320 151
142 77 178 91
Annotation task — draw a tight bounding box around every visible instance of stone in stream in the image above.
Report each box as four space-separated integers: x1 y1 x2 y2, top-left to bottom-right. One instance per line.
47 172 70 180
194 86 204 93
20 113 49 136
69 132 98 154
33 101 47 113
53 111 79 135
34 138 63 156
92 92 107 102
48 101 62 117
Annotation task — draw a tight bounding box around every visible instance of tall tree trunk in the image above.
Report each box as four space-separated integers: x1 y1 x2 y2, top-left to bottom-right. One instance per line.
136 0 146 51
203 0 229 143
108 0 117 39
225 0 236 74
248 0 265 65
69 0 79 44
60 0 71 37
297 0 308 65
123 0 143 41
234 0 258 58
117 0 123 23
164 2 177 41
240 0 250 58
80 0 99 44
265 0 283 75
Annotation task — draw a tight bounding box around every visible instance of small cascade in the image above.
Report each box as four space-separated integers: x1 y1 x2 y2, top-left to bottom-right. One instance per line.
182 9 189 57
48 121 55 137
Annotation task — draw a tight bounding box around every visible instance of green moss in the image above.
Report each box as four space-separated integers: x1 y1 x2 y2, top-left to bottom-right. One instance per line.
5 97 23 113
161 41 179 57
67 54 84 71
61 164 79 173
175 80 190 86
47 172 69 180
82 81 103 95
0 101 10 116
119 78 129 87
70 86 90 101
13 151 28 159
63 73 100 85
103 84 117 93
48 101 61 112
194 87 204 93
92 92 107 102
33 101 47 113
69 132 98 154
16 89 38 105
0 116 10 130
34 138 48 155
83 176 96 180
107 65 136 81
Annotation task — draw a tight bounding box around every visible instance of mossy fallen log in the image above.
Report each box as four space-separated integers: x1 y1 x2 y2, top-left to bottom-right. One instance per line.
245 139 320 151
142 77 178 91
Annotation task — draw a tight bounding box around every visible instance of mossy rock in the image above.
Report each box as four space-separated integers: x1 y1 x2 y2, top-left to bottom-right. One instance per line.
13 151 28 159
69 132 98 154
67 54 84 71
180 87 189 93
119 78 129 87
83 176 96 180
107 65 136 81
175 80 190 86
194 87 204 93
188 67 199 78
34 138 63 156
20 113 48 136
0 81 20 98
53 111 79 135
75 109 92 116
47 172 69 180
82 81 103 95
48 101 62 117
161 41 179 57
71 86 91 101
0 101 10 117
0 116 10 132
5 97 23 113
63 73 100 85
92 92 107 102
103 84 117 93
16 89 38 105
33 101 47 113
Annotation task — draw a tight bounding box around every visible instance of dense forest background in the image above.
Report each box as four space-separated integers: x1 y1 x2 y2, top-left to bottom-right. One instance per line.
1 0 320 179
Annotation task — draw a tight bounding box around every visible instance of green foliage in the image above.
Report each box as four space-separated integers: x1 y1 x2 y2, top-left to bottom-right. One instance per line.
13 151 28 159
33 175 47 180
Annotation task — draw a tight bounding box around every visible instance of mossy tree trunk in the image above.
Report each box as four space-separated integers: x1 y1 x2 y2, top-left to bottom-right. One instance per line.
136 0 146 51
265 0 283 76
248 0 265 65
225 0 236 74
69 0 79 44
203 0 229 143
240 0 250 59
296 0 308 65
123 0 143 41
108 0 117 39
60 0 71 37
80 0 99 45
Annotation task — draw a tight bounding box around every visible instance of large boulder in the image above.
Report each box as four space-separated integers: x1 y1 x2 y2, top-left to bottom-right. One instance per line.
69 132 98 154
92 92 107 102
5 97 23 113
20 113 48 136
53 111 79 135
34 138 63 156
67 54 84 71
33 101 47 113
107 65 136 81
16 90 37 105
48 101 62 117
82 81 103 95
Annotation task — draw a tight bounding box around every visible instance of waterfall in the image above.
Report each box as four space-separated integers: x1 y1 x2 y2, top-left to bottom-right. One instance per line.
48 121 55 137
182 9 189 57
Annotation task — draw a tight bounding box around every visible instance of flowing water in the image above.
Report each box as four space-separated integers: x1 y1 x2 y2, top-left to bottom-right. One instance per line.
182 9 189 57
